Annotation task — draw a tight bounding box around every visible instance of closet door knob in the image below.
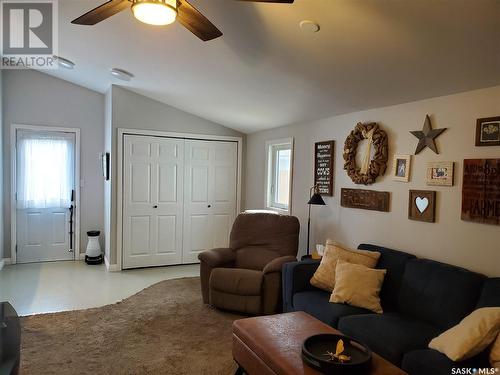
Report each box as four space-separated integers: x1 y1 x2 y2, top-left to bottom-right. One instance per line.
153 205 158 208
207 205 211 208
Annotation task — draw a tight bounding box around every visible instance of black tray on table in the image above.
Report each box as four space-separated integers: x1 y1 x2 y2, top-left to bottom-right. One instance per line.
302 333 372 374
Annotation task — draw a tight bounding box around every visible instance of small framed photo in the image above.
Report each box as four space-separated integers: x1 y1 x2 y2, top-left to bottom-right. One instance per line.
426 161 454 186
476 116 500 146
392 154 411 182
408 190 436 223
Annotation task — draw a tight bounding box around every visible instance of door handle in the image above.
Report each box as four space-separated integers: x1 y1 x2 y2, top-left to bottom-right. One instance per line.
153 205 158 208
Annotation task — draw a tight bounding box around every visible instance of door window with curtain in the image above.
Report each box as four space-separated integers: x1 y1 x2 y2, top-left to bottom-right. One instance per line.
16 130 76 264
16 130 75 210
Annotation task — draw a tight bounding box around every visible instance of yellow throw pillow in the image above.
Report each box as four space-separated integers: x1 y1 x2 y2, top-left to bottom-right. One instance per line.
490 333 500 368
329 261 386 314
428 307 500 362
310 242 380 292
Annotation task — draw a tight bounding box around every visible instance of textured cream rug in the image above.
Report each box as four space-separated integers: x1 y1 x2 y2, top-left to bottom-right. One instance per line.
20 277 241 374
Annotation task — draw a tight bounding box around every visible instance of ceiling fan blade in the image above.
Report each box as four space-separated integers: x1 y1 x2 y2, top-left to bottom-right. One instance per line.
236 0 294 3
71 0 130 25
177 0 223 41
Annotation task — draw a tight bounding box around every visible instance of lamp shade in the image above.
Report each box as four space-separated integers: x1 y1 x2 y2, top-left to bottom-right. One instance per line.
308 193 326 205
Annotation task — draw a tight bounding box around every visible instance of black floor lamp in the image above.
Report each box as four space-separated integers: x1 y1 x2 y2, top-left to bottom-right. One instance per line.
307 184 326 256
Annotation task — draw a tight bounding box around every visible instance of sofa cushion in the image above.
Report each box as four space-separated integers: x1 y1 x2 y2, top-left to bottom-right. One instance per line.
338 313 441 365
358 244 416 312
401 349 489 375
292 290 371 328
428 307 500 362
310 243 380 292
329 261 386 314
398 258 485 329
210 268 262 295
210 290 261 315
477 278 500 308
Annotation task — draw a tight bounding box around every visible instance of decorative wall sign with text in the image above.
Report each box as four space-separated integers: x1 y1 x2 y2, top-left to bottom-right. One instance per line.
341 188 390 212
314 140 334 196
461 159 500 225
409 190 436 223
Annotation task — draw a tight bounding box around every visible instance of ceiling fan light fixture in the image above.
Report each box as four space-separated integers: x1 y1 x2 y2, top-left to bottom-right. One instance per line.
132 0 177 26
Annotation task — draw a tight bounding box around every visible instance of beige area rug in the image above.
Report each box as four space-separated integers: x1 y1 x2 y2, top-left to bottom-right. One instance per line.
20 277 242 375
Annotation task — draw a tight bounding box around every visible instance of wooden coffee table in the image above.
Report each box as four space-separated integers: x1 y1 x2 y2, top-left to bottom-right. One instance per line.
232 311 407 375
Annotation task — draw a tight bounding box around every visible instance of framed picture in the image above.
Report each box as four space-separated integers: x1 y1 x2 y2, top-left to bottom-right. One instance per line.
408 190 436 223
476 116 500 146
101 152 110 181
391 154 411 182
426 161 454 186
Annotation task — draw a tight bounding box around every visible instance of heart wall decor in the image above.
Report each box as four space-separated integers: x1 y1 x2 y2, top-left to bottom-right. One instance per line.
415 197 429 213
409 190 436 222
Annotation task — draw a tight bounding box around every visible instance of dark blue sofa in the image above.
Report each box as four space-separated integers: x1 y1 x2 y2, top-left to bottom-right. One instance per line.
282 244 500 375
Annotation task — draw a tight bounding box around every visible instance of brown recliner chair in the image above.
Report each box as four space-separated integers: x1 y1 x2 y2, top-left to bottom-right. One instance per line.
198 213 300 315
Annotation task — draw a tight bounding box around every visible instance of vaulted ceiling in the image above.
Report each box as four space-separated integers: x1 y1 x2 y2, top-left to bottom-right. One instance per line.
48 0 500 133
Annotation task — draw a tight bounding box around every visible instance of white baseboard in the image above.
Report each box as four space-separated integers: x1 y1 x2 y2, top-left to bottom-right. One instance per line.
104 256 120 272
0 258 12 270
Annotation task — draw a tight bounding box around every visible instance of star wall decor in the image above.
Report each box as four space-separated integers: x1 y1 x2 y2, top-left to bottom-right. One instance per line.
410 115 447 154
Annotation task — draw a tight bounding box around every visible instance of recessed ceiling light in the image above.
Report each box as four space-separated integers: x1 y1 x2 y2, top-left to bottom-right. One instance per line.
110 68 134 81
54 56 75 69
299 20 320 33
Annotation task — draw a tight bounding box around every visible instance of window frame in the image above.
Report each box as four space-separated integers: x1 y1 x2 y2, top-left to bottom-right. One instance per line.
265 137 294 214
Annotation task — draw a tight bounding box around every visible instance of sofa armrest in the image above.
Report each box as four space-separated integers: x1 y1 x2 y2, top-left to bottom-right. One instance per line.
282 260 321 312
198 247 235 268
263 255 297 275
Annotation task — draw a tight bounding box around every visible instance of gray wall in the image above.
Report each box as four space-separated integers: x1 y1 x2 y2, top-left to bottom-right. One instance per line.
245 86 500 276
106 86 244 265
104 88 112 264
2 70 105 257
0 71 3 260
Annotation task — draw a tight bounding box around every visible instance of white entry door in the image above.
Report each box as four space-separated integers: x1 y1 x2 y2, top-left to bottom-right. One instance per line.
183 140 238 264
122 135 184 269
16 130 76 263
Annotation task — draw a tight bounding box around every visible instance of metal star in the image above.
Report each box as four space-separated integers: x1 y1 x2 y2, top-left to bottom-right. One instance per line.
410 115 446 154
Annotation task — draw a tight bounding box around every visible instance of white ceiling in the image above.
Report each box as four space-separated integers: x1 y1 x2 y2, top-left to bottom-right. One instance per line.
48 0 500 133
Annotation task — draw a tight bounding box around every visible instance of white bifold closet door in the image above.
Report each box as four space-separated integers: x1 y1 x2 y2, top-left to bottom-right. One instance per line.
122 135 238 269
182 140 237 263
123 135 185 269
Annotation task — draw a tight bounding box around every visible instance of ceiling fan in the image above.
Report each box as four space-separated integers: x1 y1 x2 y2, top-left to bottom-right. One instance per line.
71 0 294 42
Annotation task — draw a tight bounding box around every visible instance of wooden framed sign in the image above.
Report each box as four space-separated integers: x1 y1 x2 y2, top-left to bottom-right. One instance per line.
461 159 500 225
341 188 390 212
314 140 334 196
